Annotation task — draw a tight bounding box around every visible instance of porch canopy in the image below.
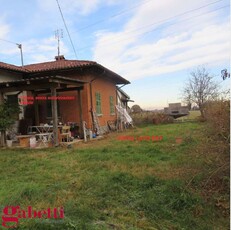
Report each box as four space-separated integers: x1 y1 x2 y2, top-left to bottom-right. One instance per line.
0 75 86 146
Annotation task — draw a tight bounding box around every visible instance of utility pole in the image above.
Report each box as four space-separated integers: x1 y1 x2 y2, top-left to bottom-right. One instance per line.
17 43 24 66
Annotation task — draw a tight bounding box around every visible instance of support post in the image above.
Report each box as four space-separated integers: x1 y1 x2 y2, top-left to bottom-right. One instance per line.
78 90 83 138
51 88 59 146
0 92 5 147
32 91 39 126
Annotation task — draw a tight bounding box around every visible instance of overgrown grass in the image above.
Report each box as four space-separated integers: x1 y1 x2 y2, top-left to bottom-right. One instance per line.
0 122 229 229
176 110 201 121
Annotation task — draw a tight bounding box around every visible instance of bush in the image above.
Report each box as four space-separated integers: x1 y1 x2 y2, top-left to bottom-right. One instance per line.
131 111 174 125
0 101 20 132
204 100 230 143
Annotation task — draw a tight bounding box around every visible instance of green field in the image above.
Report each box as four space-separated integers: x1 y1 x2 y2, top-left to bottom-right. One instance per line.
0 122 229 230
176 110 201 121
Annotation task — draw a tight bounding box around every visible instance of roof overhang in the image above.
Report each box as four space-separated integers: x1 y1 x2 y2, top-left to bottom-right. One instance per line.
0 75 86 93
96 63 130 85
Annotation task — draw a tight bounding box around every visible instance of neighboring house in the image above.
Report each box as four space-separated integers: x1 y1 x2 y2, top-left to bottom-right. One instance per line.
117 87 134 111
0 55 130 136
164 103 189 119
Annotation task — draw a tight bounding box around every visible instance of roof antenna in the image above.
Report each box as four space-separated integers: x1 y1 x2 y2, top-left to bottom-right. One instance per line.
55 29 63 57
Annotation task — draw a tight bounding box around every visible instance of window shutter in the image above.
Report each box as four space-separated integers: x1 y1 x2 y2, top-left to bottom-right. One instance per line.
110 96 115 114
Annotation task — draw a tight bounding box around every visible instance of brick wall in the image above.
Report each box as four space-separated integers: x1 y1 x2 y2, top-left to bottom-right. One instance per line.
33 72 117 130
90 77 117 128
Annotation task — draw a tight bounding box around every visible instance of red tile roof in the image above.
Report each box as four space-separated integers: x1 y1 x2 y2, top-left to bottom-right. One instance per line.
0 56 130 84
24 59 97 72
0 61 28 72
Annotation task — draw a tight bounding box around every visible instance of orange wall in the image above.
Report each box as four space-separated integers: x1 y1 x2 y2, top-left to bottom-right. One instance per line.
34 72 117 130
90 77 117 127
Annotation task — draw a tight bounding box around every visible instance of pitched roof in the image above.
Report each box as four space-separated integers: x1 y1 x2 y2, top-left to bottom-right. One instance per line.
117 87 130 99
24 59 96 72
0 56 130 84
0 61 27 73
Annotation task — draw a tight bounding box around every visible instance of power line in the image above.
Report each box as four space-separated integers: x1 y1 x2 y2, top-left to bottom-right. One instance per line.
76 0 153 32
0 38 24 66
74 0 224 34
121 0 226 39
0 38 18 45
77 3 229 52
56 0 78 59
102 5 230 64
83 0 226 49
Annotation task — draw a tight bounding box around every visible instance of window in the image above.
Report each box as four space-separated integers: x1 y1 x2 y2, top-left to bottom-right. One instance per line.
109 96 115 114
7 94 18 105
95 92 102 115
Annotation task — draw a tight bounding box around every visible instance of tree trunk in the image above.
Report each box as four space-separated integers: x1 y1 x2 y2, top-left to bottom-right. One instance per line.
0 130 6 147
200 107 205 119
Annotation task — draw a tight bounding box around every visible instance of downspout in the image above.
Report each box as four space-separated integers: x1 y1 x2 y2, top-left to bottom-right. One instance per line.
89 78 96 129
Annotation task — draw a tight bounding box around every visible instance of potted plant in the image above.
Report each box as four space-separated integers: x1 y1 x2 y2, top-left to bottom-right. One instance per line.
0 100 20 147
6 133 13 148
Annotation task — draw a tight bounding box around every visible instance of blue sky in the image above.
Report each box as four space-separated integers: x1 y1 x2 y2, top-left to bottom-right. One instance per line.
0 0 230 109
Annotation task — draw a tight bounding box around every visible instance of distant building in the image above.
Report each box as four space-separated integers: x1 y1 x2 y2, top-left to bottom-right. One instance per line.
164 103 189 118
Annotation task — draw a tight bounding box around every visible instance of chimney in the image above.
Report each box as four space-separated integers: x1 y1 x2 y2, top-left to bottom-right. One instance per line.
55 55 65 61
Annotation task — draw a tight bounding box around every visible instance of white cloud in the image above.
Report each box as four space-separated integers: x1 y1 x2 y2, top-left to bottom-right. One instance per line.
93 0 230 80
23 37 69 64
0 19 10 39
37 0 101 15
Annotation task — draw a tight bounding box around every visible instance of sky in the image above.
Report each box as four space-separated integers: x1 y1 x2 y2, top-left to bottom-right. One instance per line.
0 0 230 109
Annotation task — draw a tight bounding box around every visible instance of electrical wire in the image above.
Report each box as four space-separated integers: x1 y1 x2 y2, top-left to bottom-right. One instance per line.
74 0 225 34
77 4 229 52
77 0 153 32
56 0 78 59
0 38 18 45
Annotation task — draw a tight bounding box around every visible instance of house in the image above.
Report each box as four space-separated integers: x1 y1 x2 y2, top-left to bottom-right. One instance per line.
117 87 134 111
0 55 131 145
164 103 189 119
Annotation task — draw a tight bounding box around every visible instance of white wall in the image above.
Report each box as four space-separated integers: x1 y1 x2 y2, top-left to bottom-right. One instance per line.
0 70 23 82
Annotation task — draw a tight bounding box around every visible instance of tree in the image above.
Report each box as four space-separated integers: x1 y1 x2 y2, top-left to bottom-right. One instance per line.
131 104 142 113
0 100 20 146
182 66 219 118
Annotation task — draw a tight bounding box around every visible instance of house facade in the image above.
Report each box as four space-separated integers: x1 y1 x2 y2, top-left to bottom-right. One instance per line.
0 55 131 137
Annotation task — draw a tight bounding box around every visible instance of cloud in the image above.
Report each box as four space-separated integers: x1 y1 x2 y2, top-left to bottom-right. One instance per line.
23 37 69 64
0 19 10 39
92 0 230 80
37 0 102 16
0 36 69 65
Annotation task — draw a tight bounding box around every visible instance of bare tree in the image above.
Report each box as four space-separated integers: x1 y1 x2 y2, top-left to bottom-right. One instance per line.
182 66 219 118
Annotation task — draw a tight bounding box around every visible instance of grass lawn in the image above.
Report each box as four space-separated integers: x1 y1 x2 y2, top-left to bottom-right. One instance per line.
176 110 201 121
0 122 229 229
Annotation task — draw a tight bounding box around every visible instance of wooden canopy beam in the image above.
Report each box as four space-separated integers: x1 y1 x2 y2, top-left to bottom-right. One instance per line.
35 86 84 95
0 83 59 93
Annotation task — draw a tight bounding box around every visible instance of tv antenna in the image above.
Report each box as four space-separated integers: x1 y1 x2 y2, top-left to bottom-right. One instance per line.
55 29 63 56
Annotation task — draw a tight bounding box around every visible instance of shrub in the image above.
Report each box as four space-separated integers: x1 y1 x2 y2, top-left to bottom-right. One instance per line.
131 111 174 125
204 100 230 143
0 101 20 132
